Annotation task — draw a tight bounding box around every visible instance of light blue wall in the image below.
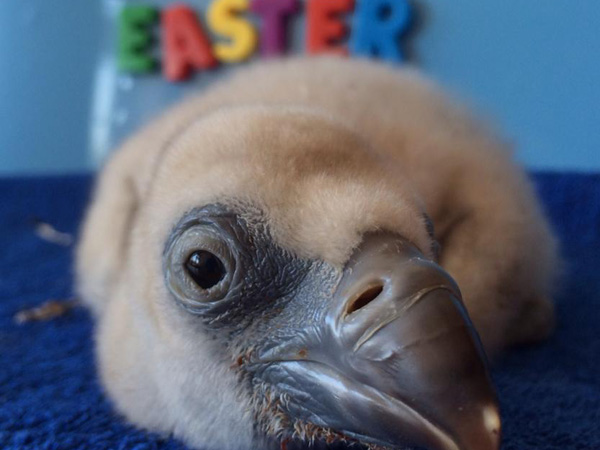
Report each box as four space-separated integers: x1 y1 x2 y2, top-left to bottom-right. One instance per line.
415 0 600 172
0 0 598 175
0 0 102 174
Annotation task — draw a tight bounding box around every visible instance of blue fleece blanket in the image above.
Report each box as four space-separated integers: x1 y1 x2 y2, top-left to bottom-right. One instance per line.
0 173 598 450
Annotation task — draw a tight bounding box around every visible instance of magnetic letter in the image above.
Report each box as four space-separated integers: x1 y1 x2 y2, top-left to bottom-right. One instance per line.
118 6 158 73
162 5 217 82
350 0 411 62
251 0 298 57
306 0 354 55
207 0 258 62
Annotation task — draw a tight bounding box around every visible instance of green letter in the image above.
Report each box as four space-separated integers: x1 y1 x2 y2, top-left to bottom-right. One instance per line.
118 6 158 73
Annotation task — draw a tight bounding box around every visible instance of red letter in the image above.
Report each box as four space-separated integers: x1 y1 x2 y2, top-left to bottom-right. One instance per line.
306 0 354 55
162 4 217 81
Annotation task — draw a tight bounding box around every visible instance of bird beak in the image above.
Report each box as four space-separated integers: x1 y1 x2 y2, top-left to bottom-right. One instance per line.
251 233 501 450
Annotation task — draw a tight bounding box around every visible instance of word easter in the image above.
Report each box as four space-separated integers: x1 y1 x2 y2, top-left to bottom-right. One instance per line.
119 0 411 81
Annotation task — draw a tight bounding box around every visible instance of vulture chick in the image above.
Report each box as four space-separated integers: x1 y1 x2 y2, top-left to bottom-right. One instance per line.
76 56 558 450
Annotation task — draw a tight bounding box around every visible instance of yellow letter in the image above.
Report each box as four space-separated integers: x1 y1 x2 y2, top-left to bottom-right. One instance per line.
207 0 257 62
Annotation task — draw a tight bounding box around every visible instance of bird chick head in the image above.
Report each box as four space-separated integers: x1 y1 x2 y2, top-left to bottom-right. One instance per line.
97 106 500 450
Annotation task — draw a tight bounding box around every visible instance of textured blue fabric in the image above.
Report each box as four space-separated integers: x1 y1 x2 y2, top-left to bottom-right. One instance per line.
0 173 598 449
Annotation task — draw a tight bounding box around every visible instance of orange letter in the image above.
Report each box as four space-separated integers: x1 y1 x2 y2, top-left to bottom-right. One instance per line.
162 4 217 81
306 0 354 55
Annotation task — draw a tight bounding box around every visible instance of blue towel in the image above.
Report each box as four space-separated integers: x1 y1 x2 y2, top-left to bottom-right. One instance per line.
1 173 598 450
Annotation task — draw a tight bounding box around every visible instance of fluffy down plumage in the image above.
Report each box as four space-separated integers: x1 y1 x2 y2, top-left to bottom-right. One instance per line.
76 56 557 450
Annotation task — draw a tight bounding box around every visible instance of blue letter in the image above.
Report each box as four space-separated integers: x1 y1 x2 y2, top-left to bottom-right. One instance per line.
350 0 411 62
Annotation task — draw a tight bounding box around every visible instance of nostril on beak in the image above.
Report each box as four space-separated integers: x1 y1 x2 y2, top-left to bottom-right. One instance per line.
346 283 384 315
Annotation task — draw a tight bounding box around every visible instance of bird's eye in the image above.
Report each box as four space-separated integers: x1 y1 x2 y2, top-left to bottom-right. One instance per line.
164 222 238 311
185 250 226 290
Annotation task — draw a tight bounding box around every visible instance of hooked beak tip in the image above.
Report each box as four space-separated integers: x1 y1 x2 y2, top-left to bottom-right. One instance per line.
482 405 502 448
484 405 501 435
449 404 501 450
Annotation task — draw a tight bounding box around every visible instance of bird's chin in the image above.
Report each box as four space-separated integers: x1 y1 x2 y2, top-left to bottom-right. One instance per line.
254 359 461 450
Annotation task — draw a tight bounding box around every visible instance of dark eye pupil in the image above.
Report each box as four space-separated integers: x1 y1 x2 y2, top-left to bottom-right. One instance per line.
185 251 226 290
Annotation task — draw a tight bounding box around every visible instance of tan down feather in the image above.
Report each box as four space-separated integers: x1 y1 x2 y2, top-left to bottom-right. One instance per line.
76 56 558 450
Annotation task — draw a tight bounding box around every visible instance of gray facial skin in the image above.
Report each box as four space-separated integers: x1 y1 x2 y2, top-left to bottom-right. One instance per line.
164 204 501 450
